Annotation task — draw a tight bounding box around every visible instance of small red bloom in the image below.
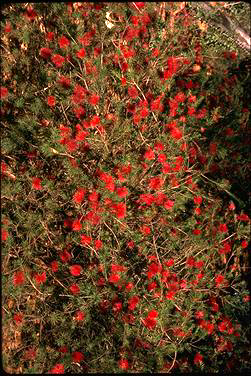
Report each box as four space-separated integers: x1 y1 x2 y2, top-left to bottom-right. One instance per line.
0 87 9 100
241 240 248 249
194 353 203 364
46 31 54 41
50 261 58 272
219 223 228 233
128 86 138 99
59 36 70 49
47 96 56 107
164 200 174 210
75 311 85 321
50 364 64 374
81 234 92 246
72 219 82 231
72 351 84 363
4 22 12 33
170 127 182 140
140 225 151 236
215 274 225 287
119 359 129 370
13 313 23 325
13 271 25 286
32 177 42 190
194 196 202 205
94 239 102 250
76 48 86 59
73 188 86 204
69 284 80 294
34 271 46 285
51 54 65 68
89 94 100 106
149 176 164 190
39 47 52 59
144 148 155 160
70 264 82 276
60 249 71 263
109 273 120 283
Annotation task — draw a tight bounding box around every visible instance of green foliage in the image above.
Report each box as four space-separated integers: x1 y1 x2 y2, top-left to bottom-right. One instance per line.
1 2 250 374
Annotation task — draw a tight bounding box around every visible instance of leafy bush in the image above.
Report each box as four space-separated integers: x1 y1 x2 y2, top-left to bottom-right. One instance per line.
1 2 250 373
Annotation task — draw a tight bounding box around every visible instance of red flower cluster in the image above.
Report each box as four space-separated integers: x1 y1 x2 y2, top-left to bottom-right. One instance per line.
13 271 25 286
70 264 82 276
51 54 65 68
73 188 86 204
59 36 70 49
34 271 46 284
142 310 158 330
32 177 42 190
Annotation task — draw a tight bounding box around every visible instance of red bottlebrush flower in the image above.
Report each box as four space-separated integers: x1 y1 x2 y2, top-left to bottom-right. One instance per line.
128 86 138 99
59 36 70 49
111 264 127 273
186 256 195 268
158 154 166 163
34 271 46 285
1 229 8 241
4 22 12 33
194 208 201 215
142 316 157 330
75 311 85 321
144 148 155 160
81 234 92 246
50 364 64 374
109 273 120 283
237 213 250 221
116 186 128 198
46 31 54 41
70 264 82 276
127 240 135 249
166 259 174 267
72 219 82 231
0 87 8 100
88 191 99 202
241 240 248 249
13 312 23 325
58 75 71 88
47 96 56 107
69 284 80 294
126 282 134 292
73 188 86 204
154 192 167 206
215 274 225 287
162 162 171 174
32 177 42 190
170 127 182 140
194 196 202 205
194 353 203 364
60 249 71 263
175 91 186 104
195 310 204 319
139 193 155 206
50 261 58 273
76 48 86 59
13 271 25 286
164 200 174 210
228 201 235 210
219 223 228 233
113 301 122 312
147 281 157 291
72 351 84 363
51 54 65 68
94 239 102 250
149 176 164 190
119 359 129 370
152 48 160 57
193 228 201 235
39 47 52 59
140 225 151 236
113 202 126 219
121 76 127 86
89 94 100 106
